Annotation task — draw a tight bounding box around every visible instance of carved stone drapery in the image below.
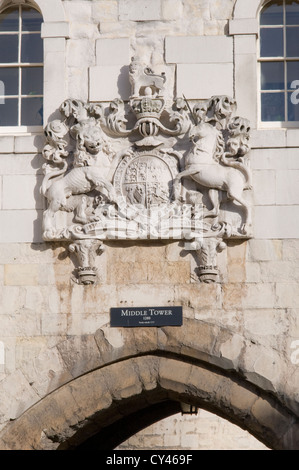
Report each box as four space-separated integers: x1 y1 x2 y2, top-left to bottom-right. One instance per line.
40 56 252 284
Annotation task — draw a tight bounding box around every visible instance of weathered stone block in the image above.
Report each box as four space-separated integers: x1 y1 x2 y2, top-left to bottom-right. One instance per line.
251 130 286 149
117 284 175 307
147 261 190 284
286 129 299 147
64 1 92 23
283 239 299 260
14 134 45 153
43 37 65 52
276 170 299 205
177 63 233 99
229 382 258 415
218 333 244 369
119 0 161 21
41 313 68 336
107 261 148 284
229 18 258 34
161 0 183 20
174 283 222 310
2 175 44 210
4 264 39 286
226 241 247 283
68 368 113 418
276 283 299 308
15 309 41 337
165 36 233 64
92 0 118 23
247 239 282 261
66 39 95 68
89 65 131 101
254 206 299 239
41 22 70 38
132 356 160 392
0 136 14 154
20 347 73 397
222 282 275 309
234 35 257 54
209 0 235 20
0 370 39 423
251 148 299 170
96 38 130 65
57 335 102 378
159 357 192 394
0 210 43 243
101 360 143 400
67 312 109 336
251 398 290 440
234 52 257 126
0 154 43 175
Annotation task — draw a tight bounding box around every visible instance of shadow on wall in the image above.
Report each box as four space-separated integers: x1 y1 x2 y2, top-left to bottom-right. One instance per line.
32 136 46 243
117 65 131 100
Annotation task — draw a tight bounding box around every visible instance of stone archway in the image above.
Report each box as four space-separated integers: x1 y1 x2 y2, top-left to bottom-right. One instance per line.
0 319 298 450
233 0 269 19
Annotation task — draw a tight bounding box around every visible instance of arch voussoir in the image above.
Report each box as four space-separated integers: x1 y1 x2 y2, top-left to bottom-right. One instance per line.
0 354 298 450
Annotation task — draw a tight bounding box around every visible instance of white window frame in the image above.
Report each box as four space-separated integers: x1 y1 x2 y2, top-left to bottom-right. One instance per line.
0 0 69 137
0 3 43 133
230 0 299 131
258 0 299 129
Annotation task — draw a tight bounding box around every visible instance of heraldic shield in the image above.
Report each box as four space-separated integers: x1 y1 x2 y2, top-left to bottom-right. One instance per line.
40 56 252 284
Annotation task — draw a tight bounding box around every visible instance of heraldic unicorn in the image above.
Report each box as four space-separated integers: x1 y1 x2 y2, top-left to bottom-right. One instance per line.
40 56 252 284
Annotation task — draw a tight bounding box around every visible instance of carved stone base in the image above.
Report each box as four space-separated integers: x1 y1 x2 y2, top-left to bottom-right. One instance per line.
185 228 228 283
197 266 219 284
76 267 98 285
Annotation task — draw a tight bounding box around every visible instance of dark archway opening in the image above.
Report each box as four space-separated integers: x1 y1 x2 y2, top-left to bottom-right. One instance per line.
75 400 181 450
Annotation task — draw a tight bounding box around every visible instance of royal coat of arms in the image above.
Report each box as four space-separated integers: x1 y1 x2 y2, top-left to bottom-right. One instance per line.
41 56 252 284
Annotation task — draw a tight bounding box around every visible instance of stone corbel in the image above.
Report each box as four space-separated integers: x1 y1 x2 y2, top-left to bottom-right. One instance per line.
69 239 104 285
185 223 231 283
194 237 227 283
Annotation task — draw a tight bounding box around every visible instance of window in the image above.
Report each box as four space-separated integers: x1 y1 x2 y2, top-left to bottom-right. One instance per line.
0 4 43 130
259 0 299 125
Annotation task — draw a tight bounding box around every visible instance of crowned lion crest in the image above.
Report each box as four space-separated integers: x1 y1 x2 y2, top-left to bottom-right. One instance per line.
41 56 252 284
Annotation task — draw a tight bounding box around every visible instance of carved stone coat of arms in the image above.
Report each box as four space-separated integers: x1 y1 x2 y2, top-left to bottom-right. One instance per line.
41 56 252 284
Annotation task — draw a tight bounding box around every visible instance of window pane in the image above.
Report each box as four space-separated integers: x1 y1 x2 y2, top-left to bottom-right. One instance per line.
260 28 283 57
0 35 18 62
21 7 42 32
287 61 299 87
286 0 299 25
0 7 19 32
21 97 43 125
261 92 285 121
288 91 299 119
286 27 299 56
260 1 283 25
21 34 43 63
261 61 284 89
0 97 18 125
0 67 18 95
22 67 43 95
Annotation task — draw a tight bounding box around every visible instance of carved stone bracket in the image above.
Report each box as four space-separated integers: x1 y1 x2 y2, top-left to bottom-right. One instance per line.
69 239 104 285
40 56 253 284
185 222 231 283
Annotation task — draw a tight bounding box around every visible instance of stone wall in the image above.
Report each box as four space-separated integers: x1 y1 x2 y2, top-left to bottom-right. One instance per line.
117 410 269 450
0 0 298 450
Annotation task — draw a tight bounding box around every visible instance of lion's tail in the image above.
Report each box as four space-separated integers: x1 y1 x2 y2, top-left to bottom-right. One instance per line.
40 161 68 197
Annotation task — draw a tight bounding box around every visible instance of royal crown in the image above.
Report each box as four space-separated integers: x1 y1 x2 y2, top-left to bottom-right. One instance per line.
131 94 165 120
